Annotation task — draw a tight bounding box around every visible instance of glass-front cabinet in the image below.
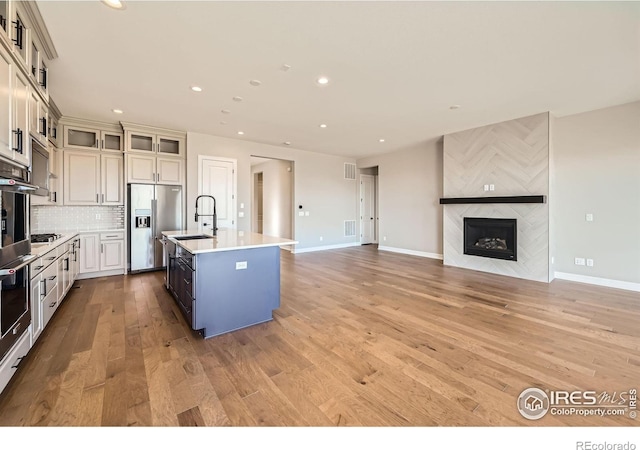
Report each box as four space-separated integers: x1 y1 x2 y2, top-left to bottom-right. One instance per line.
127 131 183 156
63 124 123 152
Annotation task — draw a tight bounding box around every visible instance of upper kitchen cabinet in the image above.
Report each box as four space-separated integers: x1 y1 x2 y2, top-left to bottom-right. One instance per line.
61 118 123 152
47 97 61 147
13 1 56 101
63 150 123 206
0 1 10 47
29 88 47 146
121 122 185 158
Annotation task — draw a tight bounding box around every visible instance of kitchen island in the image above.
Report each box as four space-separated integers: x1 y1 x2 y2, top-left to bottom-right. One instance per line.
161 229 297 338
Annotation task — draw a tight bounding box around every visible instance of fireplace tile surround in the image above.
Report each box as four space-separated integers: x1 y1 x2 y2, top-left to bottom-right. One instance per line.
442 112 551 282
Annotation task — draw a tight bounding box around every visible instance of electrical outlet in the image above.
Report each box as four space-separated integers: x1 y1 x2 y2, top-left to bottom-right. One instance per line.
574 257 585 266
585 213 593 222
383 236 387 241
489 184 495 191
298 211 304 216
235 261 247 270
240 203 244 209
586 259 594 267
238 211 244 218
483 185 489 191
305 211 309 216
319 236 323 241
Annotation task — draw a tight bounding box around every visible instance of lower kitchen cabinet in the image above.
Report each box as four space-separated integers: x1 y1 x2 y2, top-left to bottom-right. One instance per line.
79 231 125 278
0 330 30 395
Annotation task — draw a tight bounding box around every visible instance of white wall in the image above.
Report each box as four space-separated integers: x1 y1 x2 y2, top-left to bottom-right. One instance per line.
186 132 358 250
553 101 640 284
251 159 293 239
357 139 443 257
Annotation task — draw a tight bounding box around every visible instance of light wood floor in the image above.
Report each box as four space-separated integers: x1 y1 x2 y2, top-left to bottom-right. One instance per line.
0 246 638 426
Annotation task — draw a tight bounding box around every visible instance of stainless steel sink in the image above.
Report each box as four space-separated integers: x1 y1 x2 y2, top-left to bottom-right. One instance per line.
173 235 213 241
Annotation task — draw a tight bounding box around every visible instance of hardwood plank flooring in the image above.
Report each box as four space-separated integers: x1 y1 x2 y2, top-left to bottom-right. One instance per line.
0 246 638 426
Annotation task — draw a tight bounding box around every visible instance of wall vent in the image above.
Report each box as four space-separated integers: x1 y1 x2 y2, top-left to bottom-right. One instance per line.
344 163 356 180
344 220 357 237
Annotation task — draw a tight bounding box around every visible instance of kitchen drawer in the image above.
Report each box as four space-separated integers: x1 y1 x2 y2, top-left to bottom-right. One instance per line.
0 329 30 396
41 262 59 299
42 284 60 329
41 249 60 267
30 257 45 279
100 231 124 241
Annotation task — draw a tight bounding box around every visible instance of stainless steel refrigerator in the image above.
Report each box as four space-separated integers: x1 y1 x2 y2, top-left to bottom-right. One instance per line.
128 184 182 272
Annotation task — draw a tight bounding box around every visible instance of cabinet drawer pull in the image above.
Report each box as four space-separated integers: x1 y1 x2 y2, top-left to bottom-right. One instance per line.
34 265 44 270
48 276 56 281
184 279 190 285
45 256 56 260
49 301 57 308
11 356 25 370
104 235 118 238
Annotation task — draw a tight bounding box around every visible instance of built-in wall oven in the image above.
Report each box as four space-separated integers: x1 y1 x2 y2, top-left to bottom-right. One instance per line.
0 159 37 362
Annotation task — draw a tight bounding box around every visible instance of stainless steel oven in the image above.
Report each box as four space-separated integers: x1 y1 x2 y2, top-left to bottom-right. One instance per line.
0 158 37 362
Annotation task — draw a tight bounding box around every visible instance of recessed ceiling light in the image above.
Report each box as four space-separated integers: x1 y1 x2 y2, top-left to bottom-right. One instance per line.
317 76 329 85
220 121 227 125
101 0 125 10
221 109 231 114
379 139 385 143
280 64 291 72
112 109 123 114
319 124 327 128
449 104 461 110
283 141 291 146
233 96 243 102
191 86 203 92
249 80 261 86
237 131 244 135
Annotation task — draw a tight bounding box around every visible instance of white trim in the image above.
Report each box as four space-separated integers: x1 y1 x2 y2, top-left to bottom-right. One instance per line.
554 272 640 293
378 246 443 260
292 242 359 254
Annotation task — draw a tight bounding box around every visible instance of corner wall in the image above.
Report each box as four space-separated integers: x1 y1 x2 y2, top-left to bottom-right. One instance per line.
553 101 640 285
357 139 443 257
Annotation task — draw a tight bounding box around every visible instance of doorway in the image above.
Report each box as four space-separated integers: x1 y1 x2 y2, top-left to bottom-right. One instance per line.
360 166 378 245
251 156 294 240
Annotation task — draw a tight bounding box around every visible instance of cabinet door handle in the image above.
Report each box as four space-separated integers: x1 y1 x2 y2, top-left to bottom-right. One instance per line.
95 139 98 148
64 258 69 271
101 139 104 149
102 193 104 203
184 279 190 285
41 279 47 296
49 301 57 308
101 244 104 253
96 193 99 203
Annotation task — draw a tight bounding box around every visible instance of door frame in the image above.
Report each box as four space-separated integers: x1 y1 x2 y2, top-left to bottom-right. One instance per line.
360 173 377 244
197 155 238 229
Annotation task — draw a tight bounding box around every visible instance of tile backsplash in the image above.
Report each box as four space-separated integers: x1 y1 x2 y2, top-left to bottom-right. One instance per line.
31 205 125 233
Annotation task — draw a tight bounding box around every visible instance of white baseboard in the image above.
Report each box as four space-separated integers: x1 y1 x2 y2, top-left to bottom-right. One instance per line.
378 246 443 261
554 272 640 292
77 269 126 280
292 242 359 254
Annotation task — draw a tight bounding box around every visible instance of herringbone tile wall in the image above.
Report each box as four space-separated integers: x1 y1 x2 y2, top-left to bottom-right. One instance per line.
443 112 550 282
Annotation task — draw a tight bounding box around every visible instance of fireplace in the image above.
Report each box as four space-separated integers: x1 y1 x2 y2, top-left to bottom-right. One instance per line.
464 218 517 261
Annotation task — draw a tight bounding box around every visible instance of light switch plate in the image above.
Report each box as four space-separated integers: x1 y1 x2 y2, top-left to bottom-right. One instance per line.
305 211 310 216
236 261 247 270
238 211 244 218
585 213 593 222
298 211 304 216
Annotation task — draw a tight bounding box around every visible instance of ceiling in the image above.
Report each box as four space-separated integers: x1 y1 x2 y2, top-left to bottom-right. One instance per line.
37 1 640 159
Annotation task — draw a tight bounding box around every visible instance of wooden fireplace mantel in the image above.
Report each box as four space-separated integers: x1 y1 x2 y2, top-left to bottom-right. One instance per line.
439 195 546 205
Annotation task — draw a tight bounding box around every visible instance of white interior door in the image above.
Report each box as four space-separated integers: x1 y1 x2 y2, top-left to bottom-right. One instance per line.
360 174 376 244
199 157 236 230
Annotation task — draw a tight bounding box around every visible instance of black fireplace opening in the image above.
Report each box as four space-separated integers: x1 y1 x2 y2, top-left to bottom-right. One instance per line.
464 217 517 261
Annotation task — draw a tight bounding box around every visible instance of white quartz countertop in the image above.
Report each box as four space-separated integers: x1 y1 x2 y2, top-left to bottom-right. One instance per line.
30 232 79 257
162 229 298 254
